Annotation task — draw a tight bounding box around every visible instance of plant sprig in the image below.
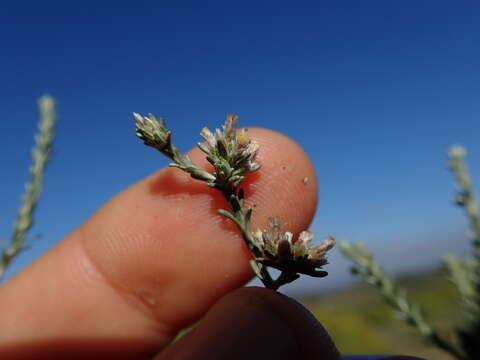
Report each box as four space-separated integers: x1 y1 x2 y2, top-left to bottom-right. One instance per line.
339 145 480 360
134 113 335 290
447 146 480 358
339 241 466 360
0 96 57 281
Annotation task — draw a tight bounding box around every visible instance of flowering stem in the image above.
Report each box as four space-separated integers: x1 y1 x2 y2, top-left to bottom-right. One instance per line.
217 191 287 289
218 198 297 290
135 113 334 291
216 181 315 289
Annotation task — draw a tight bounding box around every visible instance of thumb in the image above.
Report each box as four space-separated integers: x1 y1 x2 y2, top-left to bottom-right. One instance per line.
155 287 341 360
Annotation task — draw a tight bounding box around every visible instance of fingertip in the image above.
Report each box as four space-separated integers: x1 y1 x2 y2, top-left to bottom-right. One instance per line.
245 128 319 231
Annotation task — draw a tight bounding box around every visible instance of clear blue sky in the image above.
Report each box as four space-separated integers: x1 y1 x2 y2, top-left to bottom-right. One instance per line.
1 1 479 293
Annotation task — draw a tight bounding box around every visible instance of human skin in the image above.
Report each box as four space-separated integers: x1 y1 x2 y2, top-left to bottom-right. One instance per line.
0 128 422 359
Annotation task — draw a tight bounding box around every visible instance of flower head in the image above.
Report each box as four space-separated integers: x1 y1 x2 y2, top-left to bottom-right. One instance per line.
198 115 261 189
253 217 335 277
134 112 171 150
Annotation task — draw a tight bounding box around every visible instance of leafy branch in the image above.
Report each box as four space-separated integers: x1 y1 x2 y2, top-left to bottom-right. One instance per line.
134 112 335 290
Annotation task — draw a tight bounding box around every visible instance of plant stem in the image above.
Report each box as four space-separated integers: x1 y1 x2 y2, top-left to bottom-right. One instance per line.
0 96 57 281
340 241 466 360
136 114 305 291
448 146 480 359
449 147 480 261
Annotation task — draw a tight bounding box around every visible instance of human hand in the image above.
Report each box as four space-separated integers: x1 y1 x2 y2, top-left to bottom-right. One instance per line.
0 128 422 359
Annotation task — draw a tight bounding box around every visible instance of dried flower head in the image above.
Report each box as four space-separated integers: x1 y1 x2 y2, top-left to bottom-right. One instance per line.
198 115 260 190
253 217 335 277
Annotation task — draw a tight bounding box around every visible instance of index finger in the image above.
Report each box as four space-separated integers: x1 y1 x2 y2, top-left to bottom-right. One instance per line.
0 128 318 359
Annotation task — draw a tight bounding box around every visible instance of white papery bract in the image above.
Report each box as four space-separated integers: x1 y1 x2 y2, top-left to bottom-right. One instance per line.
253 217 335 276
198 115 261 188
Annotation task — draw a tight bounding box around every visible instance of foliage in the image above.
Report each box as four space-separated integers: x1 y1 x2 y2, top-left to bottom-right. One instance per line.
0 96 57 281
302 272 460 359
340 146 480 360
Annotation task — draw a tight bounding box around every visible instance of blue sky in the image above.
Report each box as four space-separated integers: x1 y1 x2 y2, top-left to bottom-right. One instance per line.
1 1 479 293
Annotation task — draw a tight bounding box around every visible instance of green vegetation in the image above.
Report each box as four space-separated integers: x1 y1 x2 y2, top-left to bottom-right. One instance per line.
300 271 461 359
0 96 57 281
338 147 480 359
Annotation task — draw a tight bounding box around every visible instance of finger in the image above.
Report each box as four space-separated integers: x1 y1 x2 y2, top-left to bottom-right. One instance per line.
0 128 319 359
155 287 340 360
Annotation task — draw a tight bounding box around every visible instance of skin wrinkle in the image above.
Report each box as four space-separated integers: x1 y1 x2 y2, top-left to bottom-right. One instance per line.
77 174 253 337
74 228 175 341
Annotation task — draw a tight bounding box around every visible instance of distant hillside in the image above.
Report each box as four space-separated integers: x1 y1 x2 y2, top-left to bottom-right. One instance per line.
298 271 463 360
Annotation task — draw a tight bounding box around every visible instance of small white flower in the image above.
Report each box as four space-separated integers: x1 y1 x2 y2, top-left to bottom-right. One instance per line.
298 230 314 245
197 114 261 188
308 236 335 266
252 229 264 248
254 217 335 277
134 112 170 149
200 127 216 148
133 112 145 126
224 114 238 139
237 129 250 147
292 230 313 258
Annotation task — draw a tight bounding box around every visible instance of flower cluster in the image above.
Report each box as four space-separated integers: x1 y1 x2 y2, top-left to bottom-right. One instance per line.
253 217 335 277
134 111 335 289
134 112 216 183
198 115 260 190
134 113 171 151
